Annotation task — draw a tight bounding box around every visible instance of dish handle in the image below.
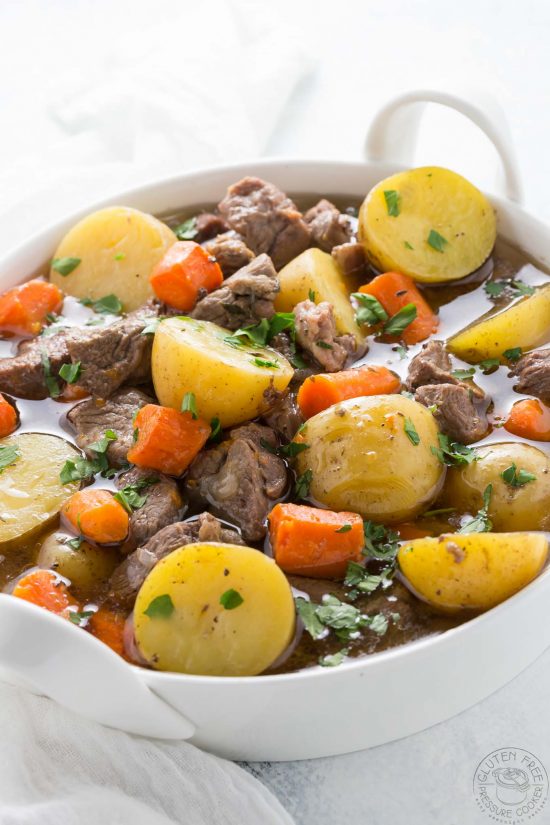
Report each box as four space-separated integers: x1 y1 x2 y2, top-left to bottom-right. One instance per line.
364 89 523 204
0 594 195 739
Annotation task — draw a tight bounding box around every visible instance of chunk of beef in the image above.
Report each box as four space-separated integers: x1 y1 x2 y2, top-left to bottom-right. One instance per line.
407 341 455 390
304 199 353 252
115 466 184 554
331 242 368 281
107 513 243 610
415 383 489 444
511 348 550 401
202 230 254 276
269 331 319 384
0 331 71 399
191 254 279 329
66 388 152 468
185 423 287 541
218 177 311 269
293 299 359 372
262 385 304 441
194 212 229 242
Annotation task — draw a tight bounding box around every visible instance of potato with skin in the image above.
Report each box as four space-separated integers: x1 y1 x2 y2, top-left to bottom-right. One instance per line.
448 285 550 362
398 532 548 612
294 395 445 523
152 317 293 428
441 442 550 531
359 166 496 283
0 433 80 547
134 542 296 676
275 249 364 344
50 206 177 312
37 531 118 592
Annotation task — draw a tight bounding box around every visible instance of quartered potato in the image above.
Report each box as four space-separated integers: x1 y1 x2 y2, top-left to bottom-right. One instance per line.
294 395 445 522
37 531 118 592
441 442 550 531
134 542 296 676
275 249 364 344
448 284 550 362
50 206 177 312
398 532 548 611
0 433 80 547
152 316 293 427
359 166 496 283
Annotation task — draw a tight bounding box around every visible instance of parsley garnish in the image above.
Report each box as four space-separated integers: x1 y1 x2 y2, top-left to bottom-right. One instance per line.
501 463 536 488
427 229 448 252
181 392 198 419
484 280 506 297
308 289 316 302
295 597 326 640
59 430 117 484
68 609 95 627
485 279 535 299
383 189 400 217
0 445 20 473
395 344 408 359
451 367 476 380
363 521 399 562
80 294 123 315
114 252 126 261
457 484 493 534
295 469 313 499
503 347 522 362
316 341 333 350
430 433 478 467
41 351 61 398
352 292 388 327
219 589 244 610
224 314 295 349
65 536 83 551
511 280 535 296
52 257 81 276
252 357 279 368
383 303 417 336
114 481 152 513
59 361 81 384
344 562 393 595
144 594 175 619
319 649 348 667
335 524 352 533
174 217 198 240
479 358 500 373
279 442 310 458
141 317 166 336
209 417 222 442
404 417 420 445
268 312 295 338
404 241 414 250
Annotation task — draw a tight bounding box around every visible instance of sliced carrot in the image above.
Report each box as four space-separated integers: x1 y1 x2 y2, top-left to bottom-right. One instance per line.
62 489 129 544
297 364 400 419
359 271 438 345
127 403 210 476
269 503 364 578
12 569 73 615
0 395 17 437
149 241 223 311
89 608 127 658
0 279 63 337
504 398 550 442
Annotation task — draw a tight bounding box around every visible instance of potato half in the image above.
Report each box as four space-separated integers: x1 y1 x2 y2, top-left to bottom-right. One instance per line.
0 433 80 547
398 532 548 611
359 166 496 283
152 316 293 427
37 531 118 592
50 206 176 312
294 395 445 522
134 542 296 676
440 441 550 532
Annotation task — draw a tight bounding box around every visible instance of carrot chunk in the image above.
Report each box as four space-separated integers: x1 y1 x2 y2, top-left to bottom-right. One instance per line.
0 279 63 337
0 395 17 437
504 398 550 441
127 403 210 476
89 608 127 658
359 271 438 345
149 241 223 311
12 569 73 615
62 489 129 544
268 503 364 578
297 364 400 419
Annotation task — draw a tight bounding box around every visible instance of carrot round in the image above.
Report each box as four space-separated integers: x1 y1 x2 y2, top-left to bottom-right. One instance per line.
359 271 438 344
12 568 73 615
127 403 210 476
149 241 223 311
89 608 127 658
504 398 550 442
268 502 364 578
0 395 17 437
297 364 400 419
62 489 129 544
0 279 63 337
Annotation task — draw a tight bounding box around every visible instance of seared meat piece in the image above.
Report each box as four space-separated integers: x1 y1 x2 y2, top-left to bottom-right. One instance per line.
194 212 229 242
0 331 71 399
115 466 184 554
331 242 368 281
185 423 287 541
202 230 254 276
269 331 318 384
293 299 358 372
262 385 304 441
107 513 243 610
67 388 152 468
511 348 550 401
407 341 455 390
304 199 353 252
415 383 489 444
191 254 279 330
218 177 311 269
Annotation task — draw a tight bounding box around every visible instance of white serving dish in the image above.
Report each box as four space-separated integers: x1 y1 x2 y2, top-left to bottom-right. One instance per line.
0 91 548 762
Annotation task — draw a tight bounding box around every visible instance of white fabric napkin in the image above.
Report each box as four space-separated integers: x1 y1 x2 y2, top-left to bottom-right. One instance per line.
0 1 311 821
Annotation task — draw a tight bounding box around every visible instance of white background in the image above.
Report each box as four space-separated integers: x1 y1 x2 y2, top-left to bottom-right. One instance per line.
2 1 550 823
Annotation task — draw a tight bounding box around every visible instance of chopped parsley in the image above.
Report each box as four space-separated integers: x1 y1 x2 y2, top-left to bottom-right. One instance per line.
479 358 500 373
457 484 493 534
352 292 388 327
404 417 420 445
395 344 408 359
59 430 117 484
59 361 81 384
252 357 279 368
501 463 536 488
404 241 414 250
308 289 316 302
383 303 417 336
114 252 126 261
430 433 478 467
363 521 400 562
80 294 123 315
181 392 198 419
511 280 536 296
319 649 348 667
295 597 326 640
68 609 95 627
51 257 81 276
485 279 535 299
114 478 156 513
41 351 61 398
0 444 20 473
141 316 166 336
144 593 175 619
484 280 506 297
316 341 333 350
209 417 222 442
503 347 522 362
278 441 310 458
174 217 198 240
335 524 352 533
219 588 244 610
295 469 313 499
427 229 448 252
65 536 83 551
451 367 476 380
383 189 400 217
344 562 393 595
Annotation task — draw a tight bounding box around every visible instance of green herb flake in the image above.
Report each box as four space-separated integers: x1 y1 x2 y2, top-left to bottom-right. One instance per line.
114 252 126 261
219 588 244 610
479 358 500 373
174 217 198 241
308 289 316 302
352 292 388 327
91 294 123 315
335 524 352 533
279 441 310 458
383 189 400 218
427 229 449 252
144 593 175 619
319 648 348 667
363 521 400 562
404 417 420 446
395 345 408 359
451 367 476 380
65 536 83 551
404 241 414 250
181 392 198 419
60 430 118 484
68 609 95 627
316 341 333 350
457 484 493 534
141 317 165 336
251 357 279 368
59 361 82 384
268 312 295 339
114 485 149 513
501 463 536 488
503 347 522 362
209 417 222 442
365 613 389 636
41 351 61 398
484 280 506 298
430 433 478 467
0 444 20 473
511 280 535 296
383 303 417 337
295 469 313 499
52 257 81 277
295 597 325 640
